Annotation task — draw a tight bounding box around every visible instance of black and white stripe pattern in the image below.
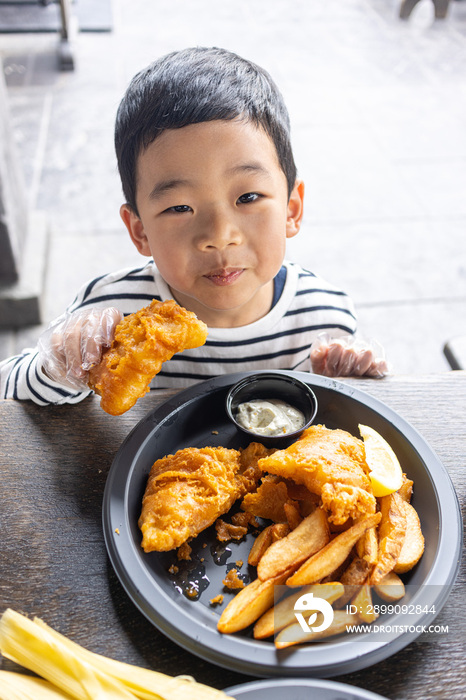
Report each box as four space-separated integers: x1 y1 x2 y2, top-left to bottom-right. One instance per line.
0 260 356 402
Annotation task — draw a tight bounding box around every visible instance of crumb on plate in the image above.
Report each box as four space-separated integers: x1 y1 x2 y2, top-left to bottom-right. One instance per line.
223 568 245 589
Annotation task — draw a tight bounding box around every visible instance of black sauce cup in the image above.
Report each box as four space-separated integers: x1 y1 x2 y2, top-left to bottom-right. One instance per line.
225 371 318 448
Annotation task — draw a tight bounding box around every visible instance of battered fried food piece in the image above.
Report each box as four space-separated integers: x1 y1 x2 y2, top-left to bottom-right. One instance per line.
258 424 376 525
223 568 245 590
321 482 377 525
238 442 271 491
215 519 248 542
139 444 266 552
88 299 208 415
241 475 299 523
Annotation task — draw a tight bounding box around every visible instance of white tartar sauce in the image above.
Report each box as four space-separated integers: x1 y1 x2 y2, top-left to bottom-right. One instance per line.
235 398 305 436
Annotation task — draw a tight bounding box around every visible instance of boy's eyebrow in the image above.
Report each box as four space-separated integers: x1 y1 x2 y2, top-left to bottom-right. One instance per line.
227 162 273 178
148 163 272 201
149 178 191 200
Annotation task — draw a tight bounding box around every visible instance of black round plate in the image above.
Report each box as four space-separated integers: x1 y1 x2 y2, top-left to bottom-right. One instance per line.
102 371 462 678
225 677 389 699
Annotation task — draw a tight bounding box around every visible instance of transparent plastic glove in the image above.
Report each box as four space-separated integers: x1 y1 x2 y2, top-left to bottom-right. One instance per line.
310 333 390 378
37 307 123 391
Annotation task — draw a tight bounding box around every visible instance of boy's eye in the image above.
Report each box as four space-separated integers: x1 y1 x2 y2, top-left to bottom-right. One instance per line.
164 205 192 214
237 192 261 204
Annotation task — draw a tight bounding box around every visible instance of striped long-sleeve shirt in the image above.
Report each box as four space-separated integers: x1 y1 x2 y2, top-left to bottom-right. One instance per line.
0 259 357 404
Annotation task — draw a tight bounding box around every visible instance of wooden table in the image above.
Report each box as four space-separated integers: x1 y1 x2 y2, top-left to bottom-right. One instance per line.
1 373 465 699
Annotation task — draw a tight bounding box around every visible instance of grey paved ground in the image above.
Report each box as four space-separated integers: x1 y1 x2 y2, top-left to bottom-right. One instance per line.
1 0 465 374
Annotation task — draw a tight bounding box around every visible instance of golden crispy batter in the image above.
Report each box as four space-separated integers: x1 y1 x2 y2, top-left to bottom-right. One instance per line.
139 444 265 552
215 519 248 542
241 475 299 523
321 482 376 525
88 299 208 415
231 511 260 529
238 442 274 492
222 568 245 590
258 424 376 525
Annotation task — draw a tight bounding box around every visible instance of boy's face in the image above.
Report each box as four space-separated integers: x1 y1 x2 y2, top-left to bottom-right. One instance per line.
121 119 304 327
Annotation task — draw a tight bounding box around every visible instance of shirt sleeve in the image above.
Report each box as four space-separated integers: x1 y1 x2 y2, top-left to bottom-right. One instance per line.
0 349 91 404
0 277 97 404
0 262 158 404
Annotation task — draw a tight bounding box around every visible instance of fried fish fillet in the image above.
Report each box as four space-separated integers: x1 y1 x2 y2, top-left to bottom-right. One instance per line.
258 424 376 525
139 443 269 552
88 299 208 415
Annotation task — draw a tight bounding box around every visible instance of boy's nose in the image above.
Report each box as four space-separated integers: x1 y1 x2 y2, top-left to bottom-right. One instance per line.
195 208 242 250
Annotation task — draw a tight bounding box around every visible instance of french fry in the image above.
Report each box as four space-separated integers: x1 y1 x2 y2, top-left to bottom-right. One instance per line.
320 555 352 584
355 532 365 560
247 525 275 566
217 572 288 634
370 492 406 585
329 518 354 534
271 523 291 542
284 501 302 530
393 501 424 574
374 571 406 601
274 610 359 648
351 583 378 623
340 557 371 586
247 523 290 566
355 526 378 565
334 556 371 609
257 508 330 582
213 429 423 649
253 582 344 639
286 512 381 587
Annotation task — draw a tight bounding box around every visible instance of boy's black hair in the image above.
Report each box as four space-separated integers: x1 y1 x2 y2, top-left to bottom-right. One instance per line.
115 47 297 214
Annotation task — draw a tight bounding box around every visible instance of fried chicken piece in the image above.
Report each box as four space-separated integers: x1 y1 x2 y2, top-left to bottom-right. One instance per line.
139 443 264 552
88 299 208 415
258 424 376 525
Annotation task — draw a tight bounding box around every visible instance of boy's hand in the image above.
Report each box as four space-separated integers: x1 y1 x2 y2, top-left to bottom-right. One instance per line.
310 333 389 378
38 307 123 391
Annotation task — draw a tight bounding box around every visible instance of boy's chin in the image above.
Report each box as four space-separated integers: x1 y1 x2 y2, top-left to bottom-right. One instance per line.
196 300 272 328
169 283 273 326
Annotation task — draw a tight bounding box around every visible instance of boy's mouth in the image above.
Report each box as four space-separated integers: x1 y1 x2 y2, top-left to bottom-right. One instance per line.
204 268 244 286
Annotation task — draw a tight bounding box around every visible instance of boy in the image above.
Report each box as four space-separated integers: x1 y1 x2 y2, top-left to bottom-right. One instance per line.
0 47 387 405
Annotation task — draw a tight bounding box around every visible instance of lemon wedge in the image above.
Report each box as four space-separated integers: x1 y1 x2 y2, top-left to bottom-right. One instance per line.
359 424 403 497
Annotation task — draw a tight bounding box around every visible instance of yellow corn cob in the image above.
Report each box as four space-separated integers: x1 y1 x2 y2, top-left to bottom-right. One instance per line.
0 610 231 700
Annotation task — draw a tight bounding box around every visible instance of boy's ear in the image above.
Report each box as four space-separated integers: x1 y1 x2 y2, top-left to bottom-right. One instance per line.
120 204 152 256
286 180 305 239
